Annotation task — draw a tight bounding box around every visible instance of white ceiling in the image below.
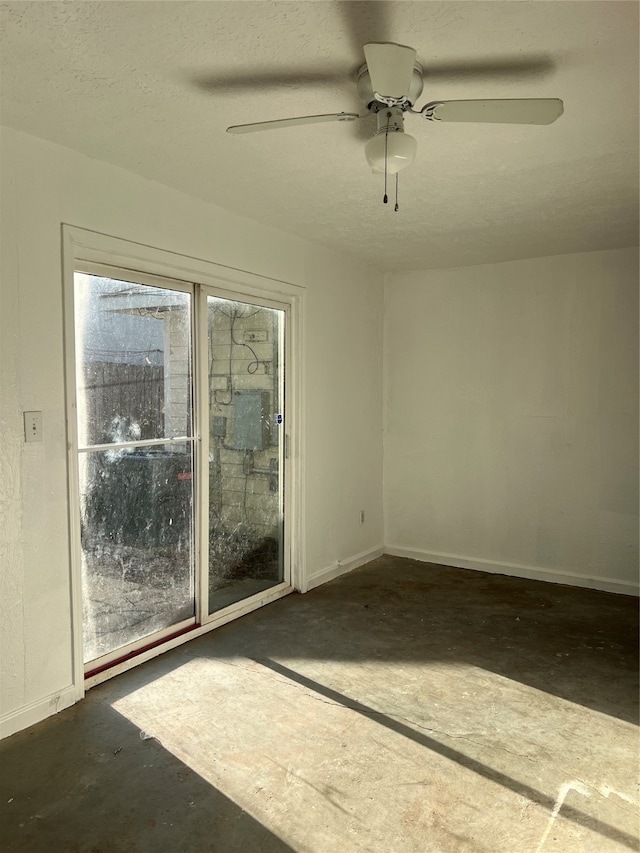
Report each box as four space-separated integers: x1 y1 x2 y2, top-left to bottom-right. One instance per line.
1 1 638 271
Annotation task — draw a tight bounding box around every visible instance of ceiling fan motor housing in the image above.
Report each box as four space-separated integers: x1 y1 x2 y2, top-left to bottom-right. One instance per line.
357 61 424 111
373 107 405 135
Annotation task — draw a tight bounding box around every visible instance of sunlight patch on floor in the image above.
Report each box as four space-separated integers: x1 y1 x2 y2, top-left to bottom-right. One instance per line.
110 655 637 852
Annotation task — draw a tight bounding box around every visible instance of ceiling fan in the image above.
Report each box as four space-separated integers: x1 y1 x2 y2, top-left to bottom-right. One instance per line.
226 43 563 209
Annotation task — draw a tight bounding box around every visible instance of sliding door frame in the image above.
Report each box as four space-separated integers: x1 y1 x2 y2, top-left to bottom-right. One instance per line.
62 225 305 699
73 262 199 676
197 284 292 627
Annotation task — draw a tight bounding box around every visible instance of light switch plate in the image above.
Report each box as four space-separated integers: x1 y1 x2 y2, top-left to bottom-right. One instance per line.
24 411 43 442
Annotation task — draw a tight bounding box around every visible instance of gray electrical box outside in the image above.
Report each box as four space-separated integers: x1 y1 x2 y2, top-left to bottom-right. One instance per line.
211 415 227 438
233 391 270 450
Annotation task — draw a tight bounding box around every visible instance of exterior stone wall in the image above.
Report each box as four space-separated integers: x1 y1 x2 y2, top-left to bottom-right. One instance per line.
208 302 282 542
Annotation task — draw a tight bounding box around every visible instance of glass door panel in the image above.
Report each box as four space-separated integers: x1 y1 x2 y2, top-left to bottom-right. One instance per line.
74 273 195 664
207 296 285 614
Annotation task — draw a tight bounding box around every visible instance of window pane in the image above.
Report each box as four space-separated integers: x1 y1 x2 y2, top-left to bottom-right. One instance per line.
80 445 194 663
207 297 285 613
74 273 191 447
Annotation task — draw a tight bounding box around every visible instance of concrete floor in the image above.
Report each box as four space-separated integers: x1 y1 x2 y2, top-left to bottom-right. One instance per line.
1 556 638 853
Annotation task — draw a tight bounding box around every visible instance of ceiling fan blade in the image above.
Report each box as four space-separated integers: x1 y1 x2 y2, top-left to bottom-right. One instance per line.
190 68 348 94
423 55 555 81
363 42 417 101
422 98 564 125
227 112 359 135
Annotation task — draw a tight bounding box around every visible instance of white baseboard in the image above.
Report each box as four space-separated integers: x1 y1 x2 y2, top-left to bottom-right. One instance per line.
305 545 385 592
0 684 77 740
385 546 640 596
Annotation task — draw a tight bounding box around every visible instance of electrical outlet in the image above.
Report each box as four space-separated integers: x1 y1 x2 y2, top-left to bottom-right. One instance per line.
24 411 43 442
359 510 365 525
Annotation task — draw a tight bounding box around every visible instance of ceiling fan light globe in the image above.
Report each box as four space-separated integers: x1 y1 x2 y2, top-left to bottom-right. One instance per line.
364 132 417 174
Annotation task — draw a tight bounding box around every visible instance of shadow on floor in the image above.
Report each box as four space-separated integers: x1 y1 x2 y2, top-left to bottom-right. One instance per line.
2 557 637 852
0 702 294 853
256 657 637 851
189 556 638 725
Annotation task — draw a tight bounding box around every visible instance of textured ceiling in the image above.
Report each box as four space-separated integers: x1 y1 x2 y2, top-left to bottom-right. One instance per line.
1 1 638 271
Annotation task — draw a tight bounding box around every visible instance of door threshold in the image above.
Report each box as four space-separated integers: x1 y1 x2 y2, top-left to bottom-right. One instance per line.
85 621 199 681
84 583 293 690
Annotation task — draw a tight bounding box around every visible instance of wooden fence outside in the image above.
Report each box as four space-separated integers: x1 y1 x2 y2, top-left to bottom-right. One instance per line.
82 361 165 445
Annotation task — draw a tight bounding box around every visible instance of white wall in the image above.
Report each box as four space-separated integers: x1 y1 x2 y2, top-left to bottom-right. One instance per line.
2 121 636 739
0 126 384 735
384 249 639 594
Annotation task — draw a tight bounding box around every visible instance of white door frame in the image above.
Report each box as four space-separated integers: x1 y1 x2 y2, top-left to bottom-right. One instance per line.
62 225 305 698
197 284 292 627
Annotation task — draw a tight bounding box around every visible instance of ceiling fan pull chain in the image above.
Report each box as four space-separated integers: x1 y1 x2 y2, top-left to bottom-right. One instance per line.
383 128 388 204
395 173 399 212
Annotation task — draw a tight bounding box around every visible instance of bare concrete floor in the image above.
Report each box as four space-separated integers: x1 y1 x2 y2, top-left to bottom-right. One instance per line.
1 556 638 852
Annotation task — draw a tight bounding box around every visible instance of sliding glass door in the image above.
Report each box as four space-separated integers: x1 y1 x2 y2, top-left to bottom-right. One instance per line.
205 295 285 614
74 273 196 665
72 268 289 672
